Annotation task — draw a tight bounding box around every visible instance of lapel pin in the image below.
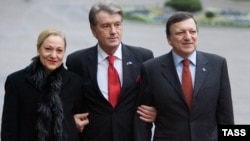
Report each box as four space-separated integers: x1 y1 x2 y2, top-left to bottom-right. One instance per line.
126 61 133 65
202 68 206 72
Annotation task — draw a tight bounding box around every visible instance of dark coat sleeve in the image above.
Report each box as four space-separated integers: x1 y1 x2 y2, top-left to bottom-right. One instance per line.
134 64 154 141
1 74 21 141
216 58 234 124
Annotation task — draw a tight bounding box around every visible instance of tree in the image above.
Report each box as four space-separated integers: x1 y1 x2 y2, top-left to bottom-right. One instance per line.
165 0 202 12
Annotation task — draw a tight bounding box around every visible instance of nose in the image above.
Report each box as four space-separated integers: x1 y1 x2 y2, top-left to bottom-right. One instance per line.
184 32 192 40
50 50 57 58
110 25 116 33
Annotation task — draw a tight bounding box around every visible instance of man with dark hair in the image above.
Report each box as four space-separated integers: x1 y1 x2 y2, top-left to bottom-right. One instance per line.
136 11 234 141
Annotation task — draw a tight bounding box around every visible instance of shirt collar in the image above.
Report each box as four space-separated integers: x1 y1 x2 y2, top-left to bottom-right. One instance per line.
172 50 197 66
97 43 122 63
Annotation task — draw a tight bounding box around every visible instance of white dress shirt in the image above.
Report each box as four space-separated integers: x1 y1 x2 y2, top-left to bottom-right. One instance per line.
97 44 123 100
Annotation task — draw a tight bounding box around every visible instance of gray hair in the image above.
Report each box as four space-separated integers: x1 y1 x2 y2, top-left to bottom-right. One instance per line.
89 1 123 27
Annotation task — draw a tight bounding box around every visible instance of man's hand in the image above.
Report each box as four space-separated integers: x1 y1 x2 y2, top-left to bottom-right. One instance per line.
137 105 157 123
74 113 89 133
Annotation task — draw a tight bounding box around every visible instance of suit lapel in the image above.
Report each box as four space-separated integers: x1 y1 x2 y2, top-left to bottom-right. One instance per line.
160 52 185 101
86 47 106 99
120 45 138 97
193 51 209 96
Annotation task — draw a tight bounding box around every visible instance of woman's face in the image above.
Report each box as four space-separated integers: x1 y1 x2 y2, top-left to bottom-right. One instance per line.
38 35 65 74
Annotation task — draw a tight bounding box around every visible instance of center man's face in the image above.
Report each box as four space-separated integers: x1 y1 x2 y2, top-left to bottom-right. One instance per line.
91 11 123 53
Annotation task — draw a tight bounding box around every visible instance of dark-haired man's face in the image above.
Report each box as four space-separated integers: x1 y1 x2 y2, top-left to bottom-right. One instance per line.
167 18 198 58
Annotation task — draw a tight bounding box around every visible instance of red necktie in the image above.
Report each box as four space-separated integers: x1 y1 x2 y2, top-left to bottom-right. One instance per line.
107 56 121 108
182 59 193 110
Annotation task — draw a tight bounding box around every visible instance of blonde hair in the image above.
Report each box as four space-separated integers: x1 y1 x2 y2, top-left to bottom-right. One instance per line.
36 28 66 49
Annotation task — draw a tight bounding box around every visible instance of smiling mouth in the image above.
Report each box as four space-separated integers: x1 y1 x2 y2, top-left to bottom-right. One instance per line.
183 43 193 45
49 60 57 64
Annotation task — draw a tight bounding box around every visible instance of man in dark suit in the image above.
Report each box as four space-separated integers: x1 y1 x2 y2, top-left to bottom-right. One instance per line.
136 11 234 141
66 1 156 141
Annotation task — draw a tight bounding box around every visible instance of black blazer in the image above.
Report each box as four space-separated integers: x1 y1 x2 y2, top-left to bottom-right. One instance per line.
1 66 82 141
137 51 234 141
66 43 154 141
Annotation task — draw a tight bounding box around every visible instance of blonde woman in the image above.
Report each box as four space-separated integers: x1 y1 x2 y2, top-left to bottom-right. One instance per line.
1 28 88 141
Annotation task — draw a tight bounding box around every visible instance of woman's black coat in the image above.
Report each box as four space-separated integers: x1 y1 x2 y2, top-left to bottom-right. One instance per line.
1 61 83 141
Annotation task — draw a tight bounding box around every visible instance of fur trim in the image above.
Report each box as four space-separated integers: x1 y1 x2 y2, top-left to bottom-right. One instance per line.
26 57 64 141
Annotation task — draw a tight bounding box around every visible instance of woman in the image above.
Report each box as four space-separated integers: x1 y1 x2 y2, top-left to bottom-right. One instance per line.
1 28 86 141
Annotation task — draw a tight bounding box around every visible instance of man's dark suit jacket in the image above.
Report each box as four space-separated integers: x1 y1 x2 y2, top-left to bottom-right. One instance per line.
66 43 154 141
137 51 234 141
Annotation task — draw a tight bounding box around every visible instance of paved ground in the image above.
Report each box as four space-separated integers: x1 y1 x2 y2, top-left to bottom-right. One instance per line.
1 0 250 133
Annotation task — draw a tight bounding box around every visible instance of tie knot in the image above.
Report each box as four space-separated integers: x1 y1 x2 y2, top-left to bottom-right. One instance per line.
183 59 190 67
108 55 115 65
